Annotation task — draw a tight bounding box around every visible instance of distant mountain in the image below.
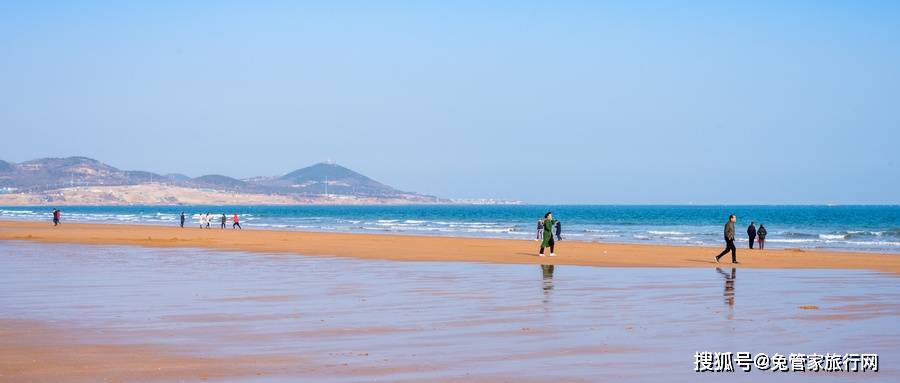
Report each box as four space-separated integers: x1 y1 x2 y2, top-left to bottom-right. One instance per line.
190 174 261 193
164 173 192 182
259 162 415 197
0 156 164 191
0 156 441 202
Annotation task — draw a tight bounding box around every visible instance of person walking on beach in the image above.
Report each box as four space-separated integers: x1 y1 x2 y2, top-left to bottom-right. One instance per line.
535 219 543 241
715 214 739 264
232 213 241 229
757 224 767 250
747 222 757 249
51 209 61 226
220 214 227 229
180 212 186 228
539 212 557 257
205 212 211 229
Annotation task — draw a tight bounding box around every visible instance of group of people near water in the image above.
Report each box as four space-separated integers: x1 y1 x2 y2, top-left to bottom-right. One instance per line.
47 209 243 230
714 214 769 264
182 212 242 229
536 212 771 262
535 211 562 257
48 209 776 265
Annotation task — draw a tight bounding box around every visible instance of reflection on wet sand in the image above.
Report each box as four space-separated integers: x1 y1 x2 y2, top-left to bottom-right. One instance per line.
717 268 736 316
541 264 555 290
541 264 555 304
1 241 899 382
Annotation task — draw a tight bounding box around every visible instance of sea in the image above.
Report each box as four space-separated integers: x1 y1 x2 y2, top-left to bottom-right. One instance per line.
2 205 899 253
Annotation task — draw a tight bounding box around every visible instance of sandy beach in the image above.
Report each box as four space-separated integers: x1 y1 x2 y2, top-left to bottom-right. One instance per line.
2 241 897 382
1 220 898 274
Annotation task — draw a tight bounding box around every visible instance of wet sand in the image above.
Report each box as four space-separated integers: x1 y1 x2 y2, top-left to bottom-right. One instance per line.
1 241 897 382
0 319 298 383
1 220 899 273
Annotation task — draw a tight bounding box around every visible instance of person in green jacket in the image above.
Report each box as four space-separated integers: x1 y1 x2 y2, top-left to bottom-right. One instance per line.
539 212 557 257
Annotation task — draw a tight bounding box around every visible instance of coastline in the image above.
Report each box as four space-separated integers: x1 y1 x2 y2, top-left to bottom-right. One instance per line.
2 220 899 274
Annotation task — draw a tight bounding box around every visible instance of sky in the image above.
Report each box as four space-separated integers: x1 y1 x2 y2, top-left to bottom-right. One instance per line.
1 1 898 204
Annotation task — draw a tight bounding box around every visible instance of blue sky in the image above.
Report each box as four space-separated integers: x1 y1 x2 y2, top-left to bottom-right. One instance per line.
1 1 898 203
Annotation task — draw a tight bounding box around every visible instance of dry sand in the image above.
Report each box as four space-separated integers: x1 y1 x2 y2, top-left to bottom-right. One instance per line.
2 220 898 274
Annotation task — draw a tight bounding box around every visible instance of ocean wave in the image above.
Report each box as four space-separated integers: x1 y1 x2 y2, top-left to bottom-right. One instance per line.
844 240 900 247
582 229 619 233
0 209 35 214
767 239 818 243
819 230 900 240
781 232 819 238
648 230 688 235
448 224 502 229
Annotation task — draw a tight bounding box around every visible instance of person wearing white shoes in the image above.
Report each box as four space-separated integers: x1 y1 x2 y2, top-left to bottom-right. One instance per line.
538 212 557 257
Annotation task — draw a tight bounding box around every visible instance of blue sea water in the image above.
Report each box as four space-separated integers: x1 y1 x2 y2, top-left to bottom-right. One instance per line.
2 205 899 253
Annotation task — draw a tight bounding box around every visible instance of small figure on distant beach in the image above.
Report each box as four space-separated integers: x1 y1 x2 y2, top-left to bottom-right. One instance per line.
51 209 61 226
180 212 186 228
199 213 211 229
535 219 543 241
747 221 757 249
555 220 563 241
220 214 227 229
757 224 767 250
205 212 211 229
715 214 739 264
232 213 242 229
539 212 557 257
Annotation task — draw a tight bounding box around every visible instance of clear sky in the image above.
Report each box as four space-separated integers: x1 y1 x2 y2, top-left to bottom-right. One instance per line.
1 1 898 204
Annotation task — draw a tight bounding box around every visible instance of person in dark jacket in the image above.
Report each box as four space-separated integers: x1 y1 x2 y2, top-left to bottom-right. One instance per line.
555 220 562 241
747 222 757 249
715 214 739 264
757 224 767 250
180 212 186 228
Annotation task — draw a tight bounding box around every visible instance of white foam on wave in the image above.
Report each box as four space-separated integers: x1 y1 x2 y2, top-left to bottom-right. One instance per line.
767 239 818 243
0 209 35 214
449 224 500 229
819 234 847 240
844 240 900 247
648 230 688 235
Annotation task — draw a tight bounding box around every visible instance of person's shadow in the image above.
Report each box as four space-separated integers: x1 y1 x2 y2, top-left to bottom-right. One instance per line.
716 267 736 319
